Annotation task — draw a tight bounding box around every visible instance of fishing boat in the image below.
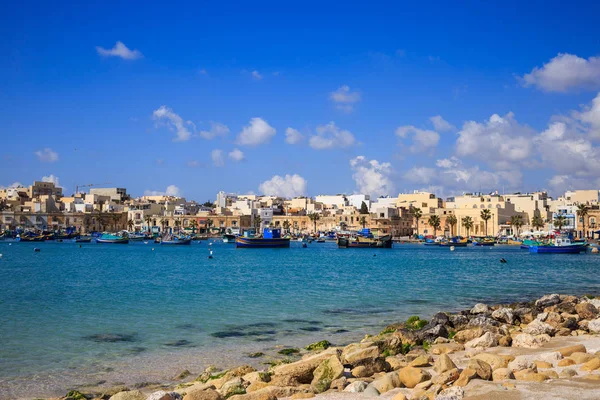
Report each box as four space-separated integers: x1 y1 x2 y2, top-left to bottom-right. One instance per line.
96 232 129 244
423 238 440 246
472 238 495 246
75 236 92 243
222 228 237 243
440 237 468 247
236 228 290 248
337 234 392 248
161 234 192 245
316 238 326 243
16 232 45 242
128 232 149 242
529 236 587 254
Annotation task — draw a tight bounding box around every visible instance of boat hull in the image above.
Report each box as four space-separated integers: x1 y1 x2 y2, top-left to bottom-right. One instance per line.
236 237 290 248
96 238 129 244
529 245 586 254
338 235 392 248
161 239 192 245
17 236 45 242
473 242 495 246
440 242 467 247
222 234 236 243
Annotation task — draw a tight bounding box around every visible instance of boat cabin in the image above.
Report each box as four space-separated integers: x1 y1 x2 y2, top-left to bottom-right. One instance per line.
263 228 282 239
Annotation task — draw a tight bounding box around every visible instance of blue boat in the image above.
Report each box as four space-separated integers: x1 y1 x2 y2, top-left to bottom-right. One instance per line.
236 228 290 248
529 236 586 254
423 238 440 246
96 233 129 244
160 234 192 245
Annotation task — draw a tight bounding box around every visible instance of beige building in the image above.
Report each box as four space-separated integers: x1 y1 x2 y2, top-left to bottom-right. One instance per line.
564 190 599 205
396 191 442 213
29 181 62 199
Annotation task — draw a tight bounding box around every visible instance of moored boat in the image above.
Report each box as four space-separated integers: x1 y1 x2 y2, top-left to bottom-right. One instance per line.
472 238 495 246
75 236 92 243
440 237 468 247
161 235 192 245
96 232 129 244
236 228 290 248
529 236 587 254
337 234 392 248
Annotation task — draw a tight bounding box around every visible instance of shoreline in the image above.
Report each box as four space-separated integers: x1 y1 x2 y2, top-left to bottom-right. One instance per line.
11 292 600 400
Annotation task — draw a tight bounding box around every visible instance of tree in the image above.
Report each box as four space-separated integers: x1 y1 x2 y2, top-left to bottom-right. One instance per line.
308 212 321 233
207 218 214 233
511 215 524 237
480 209 492 236
202 201 215 208
190 220 198 233
359 201 369 214
553 214 567 232
412 207 423 236
144 215 152 233
576 204 589 238
174 218 181 233
160 218 168 232
462 216 474 237
111 214 120 232
252 215 261 230
127 219 134 232
282 219 290 233
359 216 367 229
531 215 545 231
446 214 457 237
428 215 441 237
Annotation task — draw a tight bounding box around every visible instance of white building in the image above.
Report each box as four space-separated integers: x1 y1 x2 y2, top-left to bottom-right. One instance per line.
315 195 348 209
347 194 371 211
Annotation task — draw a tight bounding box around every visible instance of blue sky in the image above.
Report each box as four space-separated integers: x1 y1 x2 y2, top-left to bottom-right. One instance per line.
2 1 600 200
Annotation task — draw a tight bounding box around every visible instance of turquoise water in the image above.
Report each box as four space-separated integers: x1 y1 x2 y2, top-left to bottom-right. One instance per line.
1 240 599 398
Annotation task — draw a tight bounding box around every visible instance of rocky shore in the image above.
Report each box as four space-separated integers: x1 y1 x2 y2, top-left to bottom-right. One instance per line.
47 294 600 400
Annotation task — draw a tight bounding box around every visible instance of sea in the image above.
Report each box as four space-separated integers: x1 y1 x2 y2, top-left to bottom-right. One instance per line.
0 240 599 398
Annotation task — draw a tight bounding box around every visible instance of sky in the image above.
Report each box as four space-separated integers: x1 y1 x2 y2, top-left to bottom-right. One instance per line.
2 0 600 201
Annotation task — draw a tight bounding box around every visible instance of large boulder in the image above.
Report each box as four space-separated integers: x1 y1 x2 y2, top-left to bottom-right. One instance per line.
587 318 600 333
492 368 514 381
467 315 499 329
110 391 146 400
344 381 368 393
491 308 515 325
272 348 339 385
472 353 508 371
342 345 379 365
370 371 401 394
431 313 451 327
535 294 561 308
433 354 457 374
471 303 489 314
448 315 469 330
453 328 483 344
524 320 556 336
398 366 431 388
467 359 492 380
464 332 498 349
310 355 344 393
417 324 449 343
147 392 182 400
512 333 550 349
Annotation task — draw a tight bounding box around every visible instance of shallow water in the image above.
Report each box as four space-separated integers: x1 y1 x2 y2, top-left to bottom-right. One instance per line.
0 240 599 398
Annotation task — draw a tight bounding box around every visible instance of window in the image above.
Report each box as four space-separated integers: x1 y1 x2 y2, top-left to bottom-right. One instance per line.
380 213 384 217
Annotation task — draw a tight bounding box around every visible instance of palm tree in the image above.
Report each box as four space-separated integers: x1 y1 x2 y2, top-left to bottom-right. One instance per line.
576 204 589 238
127 219 134 232
554 214 567 232
510 215 524 237
359 216 367 229
282 219 290 234
207 218 214 233
412 207 422 237
531 215 545 232
308 212 320 233
111 214 120 232
190 219 198 233
174 219 181 233
428 215 441 237
160 218 168 233
446 214 457 237
144 215 152 233
480 209 492 236
462 216 474 237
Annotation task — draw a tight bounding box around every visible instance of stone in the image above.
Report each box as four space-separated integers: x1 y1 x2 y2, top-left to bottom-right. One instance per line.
472 353 508 371
576 303 599 320
370 372 401 394
570 352 595 364
398 366 431 388
342 345 379 364
430 343 464 355
409 355 432 367
220 378 247 398
508 356 537 372
517 373 548 383
434 386 464 400
449 314 469 330
557 344 586 357
350 358 389 378
183 389 223 400
453 328 483 344
524 320 556 336
410 388 429 400
110 391 146 400
467 315 499 329
431 312 451 326
492 368 514 381
512 333 550 348
418 323 449 343
147 392 182 400
290 393 314 399
581 358 600 371
559 369 577 378
392 393 407 400
245 382 270 393
467 359 492 380
453 368 477 387
534 361 553 369
173 370 192 380
432 368 460 385
272 348 339 385
330 376 347 391
536 294 561 308
311 355 344 393
498 336 512 347
471 303 489 314
363 385 380 397
464 332 498 349
588 318 600 333
414 380 433 390
242 372 270 385
229 388 277 400
386 356 407 370
491 308 515 325
542 370 559 379
433 354 457 374
558 358 576 367
344 380 368 393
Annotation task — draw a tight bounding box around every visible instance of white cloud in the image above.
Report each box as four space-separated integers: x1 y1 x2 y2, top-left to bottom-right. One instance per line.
1 182 24 189
96 41 143 60
404 167 437 184
395 125 440 152
309 122 356 150
573 92 600 138
199 122 229 140
329 85 361 112
285 127 304 145
436 157 460 169
35 148 59 162
41 174 60 187
251 70 263 80
144 185 181 197
350 156 394 197
521 53 600 92
153 105 193 141
430 115 454 132
259 174 307 198
236 117 276 146
228 148 244 161
211 149 225 167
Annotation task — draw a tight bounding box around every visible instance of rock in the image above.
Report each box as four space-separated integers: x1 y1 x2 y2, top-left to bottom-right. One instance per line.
110 391 146 400
472 353 508 371
431 313 451 326
453 328 483 344
305 340 331 352
409 355 432 367
398 366 431 388
370 372 401 394
467 315 499 329
220 378 246 398
430 343 464 355
434 386 464 400
491 308 515 325
433 354 457 373
173 370 192 380
290 393 314 399
513 368 535 379
512 333 550 348
414 380 433 391
585 298 600 308
350 358 389 378
557 344 586 357
467 359 492 380
498 336 512 347
464 332 498 349
272 348 339 385
453 368 477 387
386 356 407 370
330 376 347 391
534 360 553 369
542 370 559 379
432 368 460 385
570 352 595 364
471 303 489 314
311 355 344 393
449 315 469 330
520 373 549 383
581 357 600 371
576 303 599 320
536 294 561 308
417 323 449 343
363 385 380 397
559 369 577 378
228 387 277 400
242 372 270 385
183 389 223 400
492 368 514 381
342 345 379 365
392 393 407 400
524 320 556 336
343 381 368 393
558 358 576 367
588 318 600 333
147 392 182 400
508 356 537 372
245 382 270 393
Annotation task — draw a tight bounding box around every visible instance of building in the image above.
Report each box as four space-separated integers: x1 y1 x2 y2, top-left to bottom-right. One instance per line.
89 188 129 203
315 195 348 209
347 194 371 211
564 190 599 205
396 191 442 213
29 181 63 198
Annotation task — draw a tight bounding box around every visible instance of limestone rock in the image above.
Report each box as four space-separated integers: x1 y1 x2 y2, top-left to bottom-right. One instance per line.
245 382 270 393
432 368 460 385
467 359 492 380
580 357 600 371
350 358 389 378
508 356 537 372
433 354 457 374
392 393 407 400
491 308 515 325
512 333 550 348
183 389 223 400
219 378 246 398
472 353 508 371
398 366 431 388
576 302 599 320
534 361 553 369
386 356 407 370
147 392 182 400
430 343 464 355
409 355 432 367
453 368 477 387
467 315 499 329
464 332 498 349
558 358 576 367
516 373 548 383
272 348 339 385
587 318 600 333
557 344 586 357
471 303 489 314
310 355 344 393
524 320 556 336
242 372 270 385
570 352 595 364
536 294 561 308
110 391 146 400
363 385 380 397
492 368 514 381
342 345 379 365
449 314 469 330
542 370 559 379
453 328 483 344
228 387 277 400
370 372 401 394
434 386 464 400
498 336 512 347
290 393 314 400
559 369 577 378
343 381 367 393
330 376 347 391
